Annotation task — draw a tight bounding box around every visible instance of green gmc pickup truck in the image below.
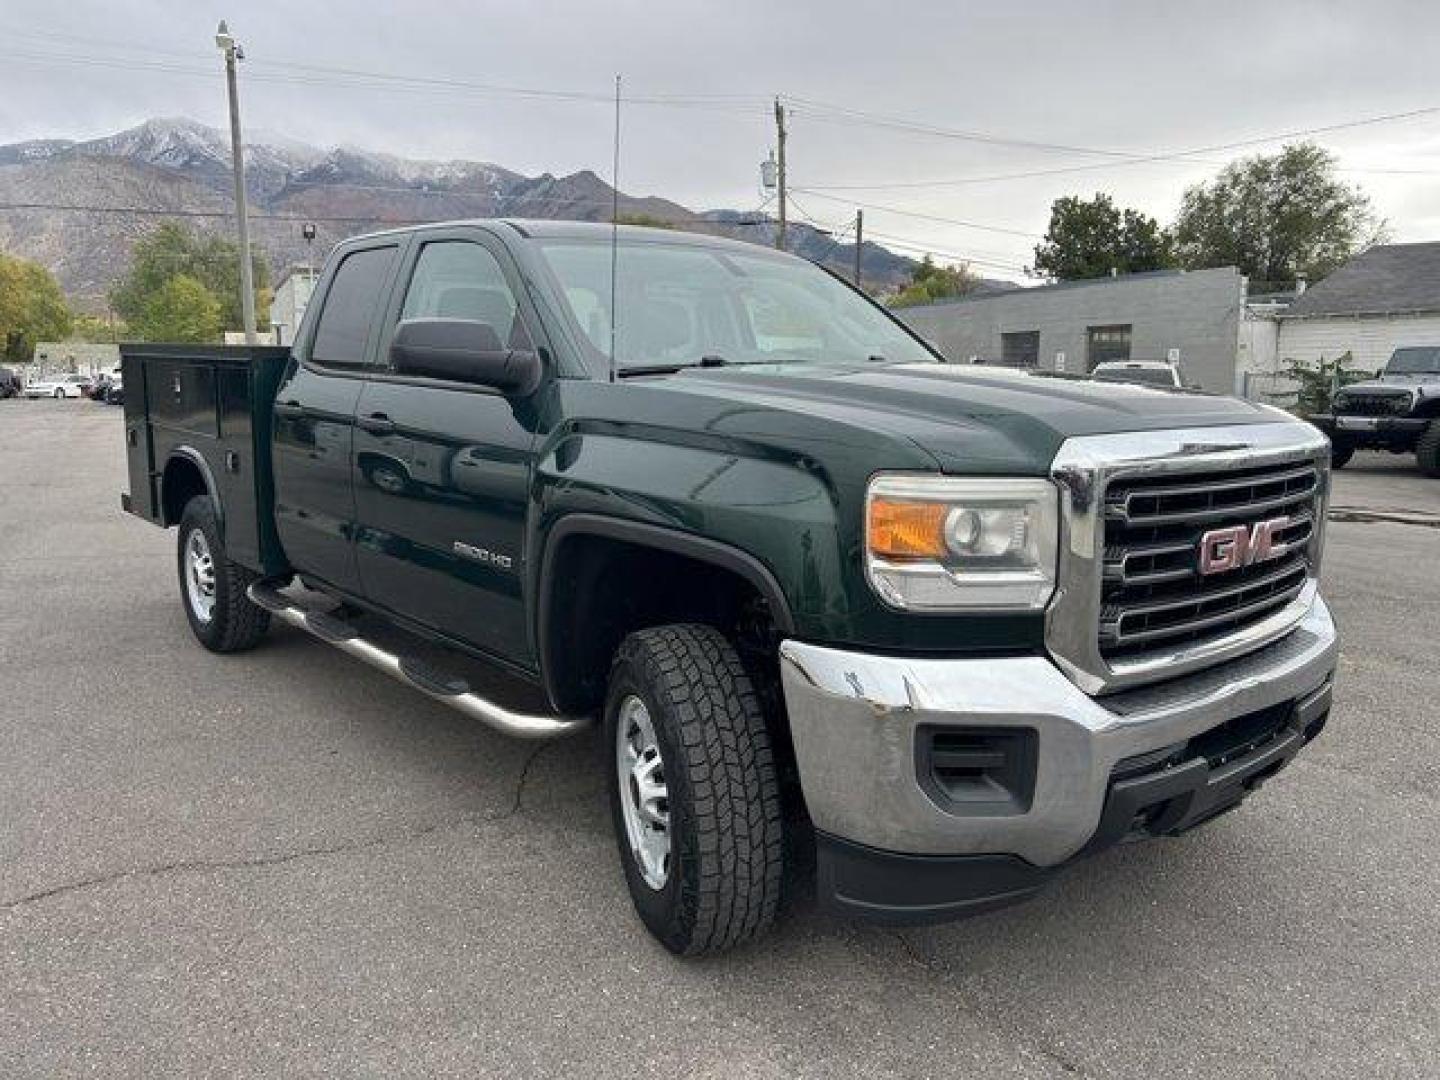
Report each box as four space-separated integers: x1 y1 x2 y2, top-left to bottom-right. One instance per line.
121 220 1338 955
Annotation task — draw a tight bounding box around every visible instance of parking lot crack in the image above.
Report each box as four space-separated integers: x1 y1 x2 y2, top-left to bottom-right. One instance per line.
2 746 556 913
504 741 554 819
884 929 1092 1077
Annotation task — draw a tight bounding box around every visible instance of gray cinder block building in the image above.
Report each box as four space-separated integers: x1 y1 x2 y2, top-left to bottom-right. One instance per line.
895 266 1247 395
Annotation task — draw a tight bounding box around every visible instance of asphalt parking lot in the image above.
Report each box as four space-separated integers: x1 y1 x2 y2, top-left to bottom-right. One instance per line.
2 398 1437 1079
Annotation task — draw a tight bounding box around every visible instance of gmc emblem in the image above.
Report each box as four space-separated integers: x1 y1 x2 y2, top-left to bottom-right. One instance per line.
1198 516 1292 575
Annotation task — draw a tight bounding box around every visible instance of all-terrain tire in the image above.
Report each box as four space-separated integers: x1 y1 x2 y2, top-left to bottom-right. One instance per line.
177 494 270 652
1329 443 1354 470
1416 419 1440 478
605 623 785 956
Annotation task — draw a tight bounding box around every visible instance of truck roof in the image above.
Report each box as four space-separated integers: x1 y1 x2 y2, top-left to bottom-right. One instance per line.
343 218 786 255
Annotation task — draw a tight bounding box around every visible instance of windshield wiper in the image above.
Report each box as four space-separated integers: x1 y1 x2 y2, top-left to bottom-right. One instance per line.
617 355 757 378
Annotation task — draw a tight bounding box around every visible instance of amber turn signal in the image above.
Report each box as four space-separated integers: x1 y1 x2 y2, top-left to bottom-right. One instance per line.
868 499 949 559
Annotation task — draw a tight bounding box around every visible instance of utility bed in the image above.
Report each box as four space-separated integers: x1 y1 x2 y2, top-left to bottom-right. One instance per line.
120 343 290 575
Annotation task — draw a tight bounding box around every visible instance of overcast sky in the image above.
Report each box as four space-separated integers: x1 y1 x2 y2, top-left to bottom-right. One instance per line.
3 0 1440 280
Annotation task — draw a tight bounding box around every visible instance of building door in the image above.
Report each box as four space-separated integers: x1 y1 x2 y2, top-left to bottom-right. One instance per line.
1000 330 1040 368
1086 324 1132 370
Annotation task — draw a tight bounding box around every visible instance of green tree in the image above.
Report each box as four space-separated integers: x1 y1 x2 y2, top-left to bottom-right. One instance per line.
111 222 269 333
888 254 981 308
1173 143 1381 292
1283 350 1371 416
1031 194 1173 281
615 213 679 230
131 274 223 343
0 253 74 362
68 312 122 343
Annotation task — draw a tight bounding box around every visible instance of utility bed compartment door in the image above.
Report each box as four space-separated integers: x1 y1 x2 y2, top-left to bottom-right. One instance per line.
120 350 159 521
144 359 220 438
119 344 290 575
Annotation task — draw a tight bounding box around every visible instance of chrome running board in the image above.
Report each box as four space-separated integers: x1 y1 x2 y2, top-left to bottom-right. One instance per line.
247 581 590 740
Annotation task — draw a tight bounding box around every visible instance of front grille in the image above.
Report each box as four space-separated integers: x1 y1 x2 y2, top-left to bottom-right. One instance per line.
1334 391 1411 416
1100 461 1318 660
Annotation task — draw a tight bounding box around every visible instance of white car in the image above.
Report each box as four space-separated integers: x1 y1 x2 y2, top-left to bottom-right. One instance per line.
23 374 93 399
1091 360 1186 389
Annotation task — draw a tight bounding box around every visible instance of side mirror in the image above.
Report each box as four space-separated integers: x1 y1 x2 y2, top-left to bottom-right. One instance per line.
390 318 541 395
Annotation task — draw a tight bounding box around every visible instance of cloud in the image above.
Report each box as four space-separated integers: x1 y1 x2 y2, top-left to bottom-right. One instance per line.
2 0 1437 275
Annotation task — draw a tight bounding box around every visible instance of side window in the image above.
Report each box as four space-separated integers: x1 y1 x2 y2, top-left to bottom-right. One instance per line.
400 241 533 352
310 246 397 368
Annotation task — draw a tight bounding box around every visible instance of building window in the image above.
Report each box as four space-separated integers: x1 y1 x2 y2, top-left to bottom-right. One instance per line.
1086 324 1132 369
1000 330 1040 368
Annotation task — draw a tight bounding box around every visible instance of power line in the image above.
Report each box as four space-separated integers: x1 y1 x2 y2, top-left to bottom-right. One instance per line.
8 22 1438 175
786 93 1440 160
789 188 1045 239
0 32 772 114
861 230 1029 274
801 154 1440 192
789 96 1440 190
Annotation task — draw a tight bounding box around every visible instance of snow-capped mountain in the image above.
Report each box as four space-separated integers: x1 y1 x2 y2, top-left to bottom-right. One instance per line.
0 117 916 307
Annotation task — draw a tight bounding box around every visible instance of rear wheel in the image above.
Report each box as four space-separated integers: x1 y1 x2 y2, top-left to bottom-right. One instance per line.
1416 420 1440 478
605 624 785 955
177 495 270 652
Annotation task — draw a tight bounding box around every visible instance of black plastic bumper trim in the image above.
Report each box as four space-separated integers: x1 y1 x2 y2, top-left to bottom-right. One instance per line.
816 832 1050 926
818 683 1333 925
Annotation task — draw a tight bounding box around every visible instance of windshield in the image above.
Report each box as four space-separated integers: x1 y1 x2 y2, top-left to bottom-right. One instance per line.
1093 367 1176 388
535 239 935 374
1386 346 1440 374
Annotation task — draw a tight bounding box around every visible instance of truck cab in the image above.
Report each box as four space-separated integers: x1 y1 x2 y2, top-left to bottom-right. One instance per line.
121 220 1338 955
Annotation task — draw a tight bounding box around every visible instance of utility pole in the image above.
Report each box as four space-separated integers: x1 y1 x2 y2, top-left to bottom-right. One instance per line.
773 97 787 251
853 209 863 289
216 20 257 344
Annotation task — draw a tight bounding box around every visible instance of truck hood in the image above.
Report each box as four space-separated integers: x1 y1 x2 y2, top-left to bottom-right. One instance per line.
1338 373 1439 393
653 362 1293 475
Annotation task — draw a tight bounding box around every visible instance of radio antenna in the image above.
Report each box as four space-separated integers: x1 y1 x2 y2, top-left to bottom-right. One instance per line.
609 74 622 383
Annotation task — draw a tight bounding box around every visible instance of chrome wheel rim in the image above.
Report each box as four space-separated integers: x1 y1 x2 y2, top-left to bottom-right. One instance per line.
184 528 217 623
616 694 670 890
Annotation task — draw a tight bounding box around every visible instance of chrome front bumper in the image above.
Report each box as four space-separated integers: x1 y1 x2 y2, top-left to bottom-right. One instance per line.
778 596 1337 868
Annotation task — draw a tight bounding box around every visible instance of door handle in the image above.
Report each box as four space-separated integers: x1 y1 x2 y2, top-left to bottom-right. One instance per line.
274 400 304 418
358 412 396 434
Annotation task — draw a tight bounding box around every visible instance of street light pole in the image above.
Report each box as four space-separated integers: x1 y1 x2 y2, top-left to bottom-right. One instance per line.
216 20 257 344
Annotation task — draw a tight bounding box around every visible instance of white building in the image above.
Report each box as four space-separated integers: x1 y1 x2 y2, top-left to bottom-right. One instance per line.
269 265 320 346
1278 242 1440 376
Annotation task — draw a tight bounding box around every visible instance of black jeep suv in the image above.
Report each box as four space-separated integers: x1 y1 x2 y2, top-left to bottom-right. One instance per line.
1314 346 1440 475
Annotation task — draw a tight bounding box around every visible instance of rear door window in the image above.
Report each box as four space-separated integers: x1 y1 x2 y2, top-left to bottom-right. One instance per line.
310 245 398 368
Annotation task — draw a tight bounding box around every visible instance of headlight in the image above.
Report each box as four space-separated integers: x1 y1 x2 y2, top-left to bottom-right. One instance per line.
865 475 1059 611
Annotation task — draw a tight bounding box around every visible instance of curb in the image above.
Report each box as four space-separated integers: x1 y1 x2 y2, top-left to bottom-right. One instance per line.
1329 506 1440 528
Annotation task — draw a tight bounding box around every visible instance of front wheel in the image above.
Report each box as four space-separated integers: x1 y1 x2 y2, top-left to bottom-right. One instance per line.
177 495 270 652
605 624 785 955
1329 443 1354 470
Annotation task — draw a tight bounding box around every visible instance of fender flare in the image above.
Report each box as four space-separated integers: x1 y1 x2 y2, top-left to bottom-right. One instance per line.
160 445 224 534
535 513 797 708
